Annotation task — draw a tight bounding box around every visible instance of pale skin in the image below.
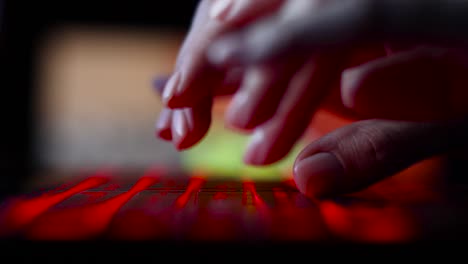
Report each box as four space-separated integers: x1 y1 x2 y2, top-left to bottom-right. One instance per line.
155 0 468 198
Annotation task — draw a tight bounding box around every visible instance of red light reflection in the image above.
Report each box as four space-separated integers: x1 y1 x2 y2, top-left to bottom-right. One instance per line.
0 175 108 237
107 209 175 240
173 176 206 209
0 167 438 242
107 175 206 240
187 192 242 241
269 188 329 241
242 181 267 208
319 200 418 243
24 173 159 240
213 191 228 200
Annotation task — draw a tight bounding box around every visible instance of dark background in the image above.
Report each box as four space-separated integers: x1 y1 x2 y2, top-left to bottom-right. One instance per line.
0 1 199 198
1 1 468 258
1 0 467 199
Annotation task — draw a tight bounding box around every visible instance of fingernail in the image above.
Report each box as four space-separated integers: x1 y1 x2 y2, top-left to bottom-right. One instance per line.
225 91 249 128
183 108 195 131
153 76 169 96
340 69 361 109
156 108 172 140
172 110 187 148
210 0 234 20
243 129 267 165
162 72 181 105
293 153 345 198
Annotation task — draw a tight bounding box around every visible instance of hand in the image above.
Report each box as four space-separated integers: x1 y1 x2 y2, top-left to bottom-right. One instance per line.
156 0 468 199
208 0 468 65
157 0 359 162
155 0 284 150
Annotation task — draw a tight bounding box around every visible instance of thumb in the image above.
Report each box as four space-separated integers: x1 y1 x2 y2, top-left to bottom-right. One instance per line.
293 119 468 198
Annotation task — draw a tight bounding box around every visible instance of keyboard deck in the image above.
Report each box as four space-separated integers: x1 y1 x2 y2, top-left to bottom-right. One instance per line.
1 169 468 243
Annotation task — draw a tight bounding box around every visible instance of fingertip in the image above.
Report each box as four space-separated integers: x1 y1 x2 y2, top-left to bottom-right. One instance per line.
243 129 267 165
155 108 173 141
224 91 250 129
156 129 172 141
293 152 345 199
242 128 288 166
340 68 363 109
171 110 188 148
171 104 212 151
224 65 290 131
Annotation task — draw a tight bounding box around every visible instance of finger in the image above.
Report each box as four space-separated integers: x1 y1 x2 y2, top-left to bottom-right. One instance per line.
207 0 468 66
171 99 213 151
341 47 468 121
161 0 231 109
153 77 173 141
216 67 243 96
293 119 468 199
243 52 346 165
156 108 173 141
319 44 388 120
163 0 285 109
154 69 241 98
225 60 302 131
153 45 383 134
154 76 213 146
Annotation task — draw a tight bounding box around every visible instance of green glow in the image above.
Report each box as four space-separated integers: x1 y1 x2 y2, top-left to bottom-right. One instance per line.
180 122 304 181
